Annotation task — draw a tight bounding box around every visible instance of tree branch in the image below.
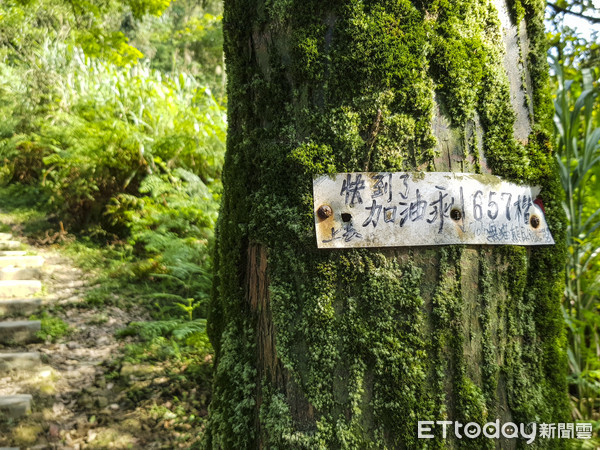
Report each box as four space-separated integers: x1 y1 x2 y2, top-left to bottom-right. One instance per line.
548 2 600 24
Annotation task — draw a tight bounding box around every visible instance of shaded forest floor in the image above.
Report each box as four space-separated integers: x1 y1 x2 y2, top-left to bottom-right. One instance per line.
0 210 212 448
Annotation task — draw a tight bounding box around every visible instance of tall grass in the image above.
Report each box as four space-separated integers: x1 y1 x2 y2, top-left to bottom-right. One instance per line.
553 58 600 426
0 38 226 332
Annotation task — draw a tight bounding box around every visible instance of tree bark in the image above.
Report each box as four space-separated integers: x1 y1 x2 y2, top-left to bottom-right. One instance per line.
207 0 568 448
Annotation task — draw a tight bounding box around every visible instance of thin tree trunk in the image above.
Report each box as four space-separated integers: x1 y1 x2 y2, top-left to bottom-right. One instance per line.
207 0 568 448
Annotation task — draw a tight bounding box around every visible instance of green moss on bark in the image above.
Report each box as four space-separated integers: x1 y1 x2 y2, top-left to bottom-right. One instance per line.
206 0 568 448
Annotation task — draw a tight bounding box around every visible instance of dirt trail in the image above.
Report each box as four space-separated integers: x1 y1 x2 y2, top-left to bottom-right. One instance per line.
0 242 173 449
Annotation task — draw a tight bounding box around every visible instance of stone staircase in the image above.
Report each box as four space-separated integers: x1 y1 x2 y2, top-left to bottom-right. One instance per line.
0 232 44 421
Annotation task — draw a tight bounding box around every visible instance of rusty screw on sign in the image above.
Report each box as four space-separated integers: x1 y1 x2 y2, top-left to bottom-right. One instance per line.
530 215 540 229
450 208 462 221
317 205 333 220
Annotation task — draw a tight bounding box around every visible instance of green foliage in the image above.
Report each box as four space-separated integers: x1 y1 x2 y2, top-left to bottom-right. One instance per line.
0 41 225 228
0 0 173 67
108 167 219 265
30 312 72 342
177 298 203 322
101 166 219 320
552 57 600 431
113 315 212 448
546 10 600 439
0 4 223 445
0 0 226 363
131 0 225 98
119 318 208 344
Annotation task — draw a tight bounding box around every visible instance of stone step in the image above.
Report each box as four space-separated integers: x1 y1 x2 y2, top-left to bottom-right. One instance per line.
0 250 27 257
0 352 41 371
0 394 32 418
0 320 41 344
0 241 22 251
0 266 41 281
0 280 42 298
0 255 43 269
0 298 42 317
0 233 12 241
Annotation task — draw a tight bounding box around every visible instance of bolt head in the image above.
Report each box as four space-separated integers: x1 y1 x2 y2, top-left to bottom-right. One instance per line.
450 208 462 221
317 205 333 220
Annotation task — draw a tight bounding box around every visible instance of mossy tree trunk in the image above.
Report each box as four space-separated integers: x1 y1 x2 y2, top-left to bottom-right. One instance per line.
207 0 568 448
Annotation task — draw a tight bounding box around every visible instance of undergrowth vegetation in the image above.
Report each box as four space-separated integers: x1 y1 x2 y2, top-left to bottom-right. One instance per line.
30 312 73 343
552 59 600 433
0 0 599 446
0 1 224 313
548 11 600 442
0 0 224 441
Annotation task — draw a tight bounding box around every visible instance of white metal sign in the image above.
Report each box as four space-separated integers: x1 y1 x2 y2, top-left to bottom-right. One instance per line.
313 172 554 248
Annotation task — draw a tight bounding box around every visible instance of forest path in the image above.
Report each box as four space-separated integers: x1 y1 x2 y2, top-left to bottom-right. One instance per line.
0 228 162 449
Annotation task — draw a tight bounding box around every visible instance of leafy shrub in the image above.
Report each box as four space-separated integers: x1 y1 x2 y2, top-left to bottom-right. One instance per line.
0 43 226 228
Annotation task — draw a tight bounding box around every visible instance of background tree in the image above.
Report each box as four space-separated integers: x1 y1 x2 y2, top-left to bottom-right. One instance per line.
207 0 569 447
